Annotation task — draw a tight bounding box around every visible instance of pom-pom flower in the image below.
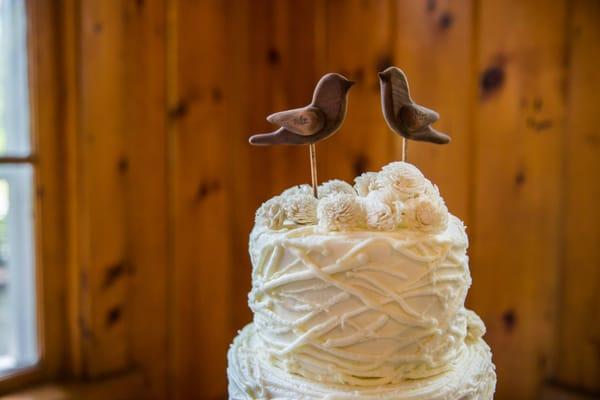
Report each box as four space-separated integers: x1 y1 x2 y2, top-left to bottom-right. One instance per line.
284 194 318 225
403 196 448 233
318 179 356 198
255 196 286 230
364 200 397 231
365 187 397 205
376 161 432 200
317 193 364 231
354 172 379 196
281 184 313 197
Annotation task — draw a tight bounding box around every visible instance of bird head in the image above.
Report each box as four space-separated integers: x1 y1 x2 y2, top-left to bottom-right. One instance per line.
312 73 355 107
328 72 356 91
320 73 355 92
378 66 405 83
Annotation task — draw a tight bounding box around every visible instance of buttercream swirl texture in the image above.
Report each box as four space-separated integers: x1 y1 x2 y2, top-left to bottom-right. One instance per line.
228 162 495 399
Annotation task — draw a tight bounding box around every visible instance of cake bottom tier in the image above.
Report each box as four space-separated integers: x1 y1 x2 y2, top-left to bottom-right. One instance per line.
228 324 495 400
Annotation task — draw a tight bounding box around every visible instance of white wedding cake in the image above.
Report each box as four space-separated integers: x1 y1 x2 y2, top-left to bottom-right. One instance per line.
228 162 496 399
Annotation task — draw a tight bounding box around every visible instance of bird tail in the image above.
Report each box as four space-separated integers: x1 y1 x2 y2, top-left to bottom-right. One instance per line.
248 128 305 145
248 130 281 145
413 127 450 144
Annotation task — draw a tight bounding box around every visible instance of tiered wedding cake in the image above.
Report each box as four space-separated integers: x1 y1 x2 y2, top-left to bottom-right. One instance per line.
228 162 495 399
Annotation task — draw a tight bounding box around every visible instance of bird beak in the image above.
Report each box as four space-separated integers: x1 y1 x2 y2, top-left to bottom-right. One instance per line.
347 80 356 88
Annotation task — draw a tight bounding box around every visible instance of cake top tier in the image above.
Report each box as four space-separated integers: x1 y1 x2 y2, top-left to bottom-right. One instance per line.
255 162 449 234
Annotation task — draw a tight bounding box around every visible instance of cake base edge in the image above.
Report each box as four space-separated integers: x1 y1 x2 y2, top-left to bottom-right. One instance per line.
227 323 496 400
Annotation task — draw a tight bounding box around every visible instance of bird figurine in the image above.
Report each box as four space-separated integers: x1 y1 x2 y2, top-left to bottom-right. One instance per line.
378 67 450 158
249 73 355 197
249 73 355 146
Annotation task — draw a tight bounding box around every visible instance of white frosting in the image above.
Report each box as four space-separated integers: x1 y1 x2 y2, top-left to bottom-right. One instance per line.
228 324 495 399
247 215 474 386
228 162 495 399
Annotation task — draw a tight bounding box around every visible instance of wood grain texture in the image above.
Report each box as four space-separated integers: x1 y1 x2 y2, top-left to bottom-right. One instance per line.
224 0 252 336
119 1 169 398
26 0 67 380
169 1 234 398
541 383 600 400
392 0 474 222
79 0 132 376
318 0 394 183
21 1 600 399
74 2 169 396
468 0 568 398
61 0 83 377
556 0 600 392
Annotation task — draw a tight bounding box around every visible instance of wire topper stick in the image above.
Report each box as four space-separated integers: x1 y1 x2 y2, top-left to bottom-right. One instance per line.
249 73 355 198
309 143 318 197
378 67 451 162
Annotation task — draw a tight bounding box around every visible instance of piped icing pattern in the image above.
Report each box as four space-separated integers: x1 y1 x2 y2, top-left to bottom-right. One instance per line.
228 324 496 399
256 162 449 233
247 215 475 386
228 162 496 399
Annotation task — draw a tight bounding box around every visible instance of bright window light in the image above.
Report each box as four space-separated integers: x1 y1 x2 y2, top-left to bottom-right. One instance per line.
0 0 38 375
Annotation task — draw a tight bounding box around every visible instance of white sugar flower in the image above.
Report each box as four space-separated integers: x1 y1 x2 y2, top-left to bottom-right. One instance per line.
364 200 397 231
318 179 356 198
403 196 449 233
365 188 397 205
281 184 313 198
255 196 286 230
284 194 318 225
317 193 364 231
392 200 407 227
354 172 379 196
376 161 432 200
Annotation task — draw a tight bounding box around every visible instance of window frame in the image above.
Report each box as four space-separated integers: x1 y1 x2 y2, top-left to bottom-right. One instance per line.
0 0 68 392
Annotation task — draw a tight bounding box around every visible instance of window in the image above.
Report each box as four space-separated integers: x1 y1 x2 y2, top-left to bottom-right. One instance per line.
0 0 38 375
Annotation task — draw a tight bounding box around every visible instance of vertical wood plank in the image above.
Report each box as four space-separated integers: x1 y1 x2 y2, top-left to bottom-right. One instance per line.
223 0 252 335
556 0 600 392
318 0 394 183
392 0 474 221
469 0 568 398
77 3 169 396
27 0 67 379
62 0 83 377
169 1 233 397
120 1 169 398
79 1 131 376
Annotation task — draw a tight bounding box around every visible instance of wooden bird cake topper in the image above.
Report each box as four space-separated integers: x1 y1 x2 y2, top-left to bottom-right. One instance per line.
249 73 355 197
378 67 450 161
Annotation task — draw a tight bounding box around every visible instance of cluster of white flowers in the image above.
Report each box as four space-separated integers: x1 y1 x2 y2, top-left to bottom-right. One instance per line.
254 162 449 233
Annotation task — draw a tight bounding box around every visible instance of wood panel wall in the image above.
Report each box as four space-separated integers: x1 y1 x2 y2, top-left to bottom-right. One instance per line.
57 0 599 399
